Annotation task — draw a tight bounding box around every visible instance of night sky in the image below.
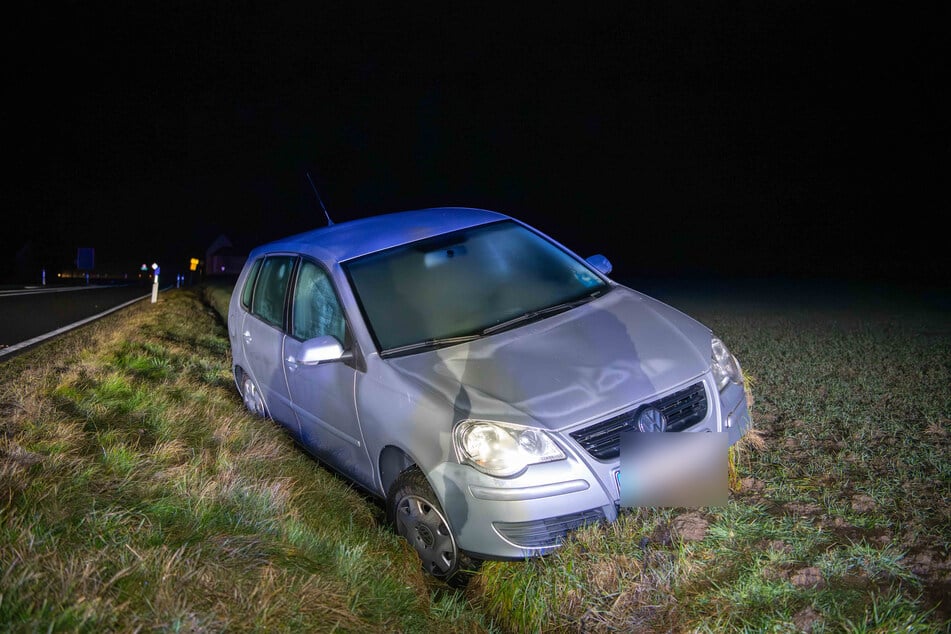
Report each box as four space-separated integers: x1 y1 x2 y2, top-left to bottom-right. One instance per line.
7 3 946 286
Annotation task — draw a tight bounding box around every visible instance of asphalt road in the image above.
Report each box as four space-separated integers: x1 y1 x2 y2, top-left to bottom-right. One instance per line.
0 283 156 358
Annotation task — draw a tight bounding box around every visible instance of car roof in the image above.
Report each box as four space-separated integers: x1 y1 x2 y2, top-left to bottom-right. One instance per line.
247 207 512 264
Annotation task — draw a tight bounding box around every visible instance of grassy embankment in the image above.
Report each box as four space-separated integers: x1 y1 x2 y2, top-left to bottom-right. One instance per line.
0 286 491 632
1 279 948 632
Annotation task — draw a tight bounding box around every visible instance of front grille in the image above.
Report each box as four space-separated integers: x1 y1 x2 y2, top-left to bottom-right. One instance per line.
493 508 606 548
569 382 707 459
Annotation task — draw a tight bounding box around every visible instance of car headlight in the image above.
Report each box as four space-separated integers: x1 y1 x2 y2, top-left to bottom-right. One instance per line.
453 420 565 477
711 336 743 391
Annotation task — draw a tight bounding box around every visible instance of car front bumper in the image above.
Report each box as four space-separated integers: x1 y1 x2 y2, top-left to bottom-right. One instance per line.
429 375 752 560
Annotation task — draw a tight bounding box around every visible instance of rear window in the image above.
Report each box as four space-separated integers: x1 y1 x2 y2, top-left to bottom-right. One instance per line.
249 256 295 328
240 258 263 310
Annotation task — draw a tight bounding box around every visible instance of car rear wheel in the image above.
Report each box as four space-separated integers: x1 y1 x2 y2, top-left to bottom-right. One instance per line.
239 371 268 418
386 467 478 587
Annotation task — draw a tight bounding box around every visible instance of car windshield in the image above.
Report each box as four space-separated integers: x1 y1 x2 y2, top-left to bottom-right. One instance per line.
343 220 610 354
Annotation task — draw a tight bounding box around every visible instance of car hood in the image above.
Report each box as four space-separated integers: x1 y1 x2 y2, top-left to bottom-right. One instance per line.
384 287 713 431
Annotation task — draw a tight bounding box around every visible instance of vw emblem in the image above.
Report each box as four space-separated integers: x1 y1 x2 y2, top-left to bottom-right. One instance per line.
636 406 668 433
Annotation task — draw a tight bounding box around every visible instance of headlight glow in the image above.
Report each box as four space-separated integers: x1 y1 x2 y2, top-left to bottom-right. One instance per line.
453 420 565 477
711 336 743 391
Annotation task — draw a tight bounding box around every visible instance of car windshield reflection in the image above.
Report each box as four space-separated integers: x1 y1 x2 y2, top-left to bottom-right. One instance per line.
343 220 609 354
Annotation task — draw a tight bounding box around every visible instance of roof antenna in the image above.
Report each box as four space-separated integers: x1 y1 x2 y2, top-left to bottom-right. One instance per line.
306 172 334 226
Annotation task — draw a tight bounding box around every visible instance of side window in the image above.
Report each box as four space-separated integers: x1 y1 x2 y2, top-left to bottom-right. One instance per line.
291 260 347 344
251 255 295 329
240 258 263 311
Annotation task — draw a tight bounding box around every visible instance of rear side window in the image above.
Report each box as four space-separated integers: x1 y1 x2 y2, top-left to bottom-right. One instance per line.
240 258 264 310
250 256 295 328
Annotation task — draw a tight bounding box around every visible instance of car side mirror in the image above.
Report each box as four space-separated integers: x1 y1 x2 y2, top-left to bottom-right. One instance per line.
297 335 346 365
586 254 612 275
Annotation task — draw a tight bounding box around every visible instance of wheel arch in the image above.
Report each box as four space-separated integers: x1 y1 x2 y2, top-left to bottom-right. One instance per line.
234 364 270 419
379 445 417 496
232 363 246 392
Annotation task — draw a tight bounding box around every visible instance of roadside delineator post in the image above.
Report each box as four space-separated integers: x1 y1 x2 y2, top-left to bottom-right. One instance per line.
151 263 160 303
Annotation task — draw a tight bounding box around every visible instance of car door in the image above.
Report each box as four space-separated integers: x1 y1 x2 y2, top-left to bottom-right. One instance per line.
240 254 299 431
283 259 374 490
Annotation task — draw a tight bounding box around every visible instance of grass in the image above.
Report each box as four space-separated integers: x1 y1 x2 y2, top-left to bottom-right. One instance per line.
1 276 948 632
471 279 950 633
0 287 492 633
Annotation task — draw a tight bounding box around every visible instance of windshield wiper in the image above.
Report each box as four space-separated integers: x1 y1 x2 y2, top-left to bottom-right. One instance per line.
383 333 483 356
382 289 608 355
481 291 603 336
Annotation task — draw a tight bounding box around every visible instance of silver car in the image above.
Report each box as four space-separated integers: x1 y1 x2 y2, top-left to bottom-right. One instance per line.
228 207 751 585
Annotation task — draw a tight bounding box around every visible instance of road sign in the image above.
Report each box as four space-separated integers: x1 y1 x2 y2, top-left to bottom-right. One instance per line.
77 248 95 270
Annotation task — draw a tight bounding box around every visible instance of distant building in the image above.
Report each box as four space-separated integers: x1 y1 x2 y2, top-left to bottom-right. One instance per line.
205 235 247 276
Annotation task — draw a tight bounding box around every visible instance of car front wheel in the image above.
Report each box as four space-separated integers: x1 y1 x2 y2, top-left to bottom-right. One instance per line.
386 467 478 587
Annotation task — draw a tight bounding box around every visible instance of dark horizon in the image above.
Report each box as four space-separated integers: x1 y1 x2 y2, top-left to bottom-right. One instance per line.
6 4 946 288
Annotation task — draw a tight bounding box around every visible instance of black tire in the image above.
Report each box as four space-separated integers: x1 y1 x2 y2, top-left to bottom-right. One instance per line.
386 467 479 587
238 370 268 418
